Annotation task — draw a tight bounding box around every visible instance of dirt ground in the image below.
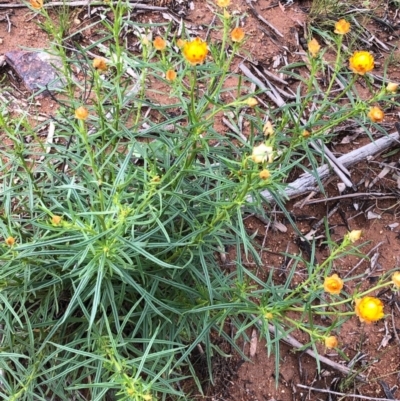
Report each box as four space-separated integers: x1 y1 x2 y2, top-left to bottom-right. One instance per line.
1 0 400 400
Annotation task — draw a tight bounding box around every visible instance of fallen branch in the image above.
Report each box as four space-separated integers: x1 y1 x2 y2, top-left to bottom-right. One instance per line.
247 131 400 203
268 324 366 381
251 314 366 381
297 384 400 401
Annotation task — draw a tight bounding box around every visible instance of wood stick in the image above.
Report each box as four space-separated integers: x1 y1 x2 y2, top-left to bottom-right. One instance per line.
247 131 400 203
297 384 399 401
268 324 367 381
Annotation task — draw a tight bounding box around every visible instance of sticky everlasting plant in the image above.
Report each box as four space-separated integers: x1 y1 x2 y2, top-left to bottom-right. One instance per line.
1 6 400 401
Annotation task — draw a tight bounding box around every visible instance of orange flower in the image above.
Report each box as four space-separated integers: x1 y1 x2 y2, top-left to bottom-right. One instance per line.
30 0 43 9
334 19 350 35
324 274 344 295
75 106 89 120
259 169 271 180
368 106 384 123
302 130 311 138
52 215 62 225
324 336 338 349
355 297 384 324
392 271 400 288
165 69 177 82
308 38 321 58
153 36 167 51
349 51 374 75
182 38 208 65
231 27 245 42
92 57 107 71
5 236 15 246
216 0 230 6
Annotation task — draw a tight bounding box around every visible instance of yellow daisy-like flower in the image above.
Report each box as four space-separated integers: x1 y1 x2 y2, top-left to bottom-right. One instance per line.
75 106 89 120
216 0 230 6
182 37 208 66
334 19 350 35
324 336 338 349
5 236 15 247
368 106 384 123
308 38 321 58
392 271 400 288
231 27 245 42
324 274 344 295
355 297 384 324
349 51 374 75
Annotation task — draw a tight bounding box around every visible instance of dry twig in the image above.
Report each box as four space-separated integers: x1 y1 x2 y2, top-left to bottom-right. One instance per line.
297 384 400 401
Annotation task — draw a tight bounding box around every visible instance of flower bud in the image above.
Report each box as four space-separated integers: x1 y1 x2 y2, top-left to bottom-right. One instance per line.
386 82 398 93
325 336 338 349
348 229 362 243
5 236 15 246
75 106 89 120
246 97 258 107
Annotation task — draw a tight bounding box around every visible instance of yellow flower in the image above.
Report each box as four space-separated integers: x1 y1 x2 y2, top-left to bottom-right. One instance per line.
348 229 362 243
355 297 384 324
75 106 89 120
325 336 338 349
307 38 321 58
334 19 350 35
51 215 62 225
30 0 43 9
231 27 245 42
153 36 167 51
259 169 270 180
386 82 398 93
92 57 107 71
5 236 15 246
251 144 273 164
302 130 311 138
349 51 374 75
324 274 344 295
368 106 384 123
264 312 273 320
246 97 258 107
182 37 208 66
165 69 177 82
216 0 230 6
392 271 400 288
